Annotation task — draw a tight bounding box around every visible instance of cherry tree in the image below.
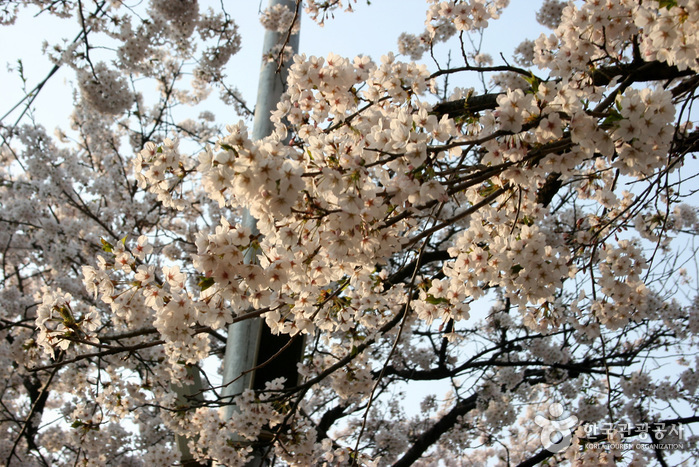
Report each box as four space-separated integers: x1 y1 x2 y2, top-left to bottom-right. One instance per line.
1 0 698 465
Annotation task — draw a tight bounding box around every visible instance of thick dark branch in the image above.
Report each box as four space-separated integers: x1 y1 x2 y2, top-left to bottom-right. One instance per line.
516 448 554 467
590 60 695 87
316 403 349 442
431 60 695 120
437 319 453 368
674 129 699 157
431 93 501 119
386 250 451 286
378 356 630 381
20 374 50 453
391 394 477 467
430 64 533 80
283 305 406 395
536 172 562 207
8 363 60 465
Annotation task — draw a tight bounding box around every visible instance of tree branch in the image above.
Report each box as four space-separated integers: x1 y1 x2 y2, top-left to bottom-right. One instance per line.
391 394 478 467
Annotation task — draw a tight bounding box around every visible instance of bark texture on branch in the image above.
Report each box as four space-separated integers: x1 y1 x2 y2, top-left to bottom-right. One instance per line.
431 60 696 120
391 394 478 467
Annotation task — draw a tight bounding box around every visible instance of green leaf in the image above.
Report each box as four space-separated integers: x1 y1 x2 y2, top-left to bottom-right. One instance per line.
477 180 498 197
524 74 539 94
198 276 215 291
100 238 113 253
520 215 534 226
219 143 239 157
58 305 75 324
658 0 677 9
601 109 623 127
426 295 449 305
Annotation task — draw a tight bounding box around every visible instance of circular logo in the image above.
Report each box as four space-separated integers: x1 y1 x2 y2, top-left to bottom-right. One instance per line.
534 403 579 453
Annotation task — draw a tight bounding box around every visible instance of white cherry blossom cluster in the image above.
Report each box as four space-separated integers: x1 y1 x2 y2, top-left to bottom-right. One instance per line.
680 357 699 394
79 234 223 366
673 203 699 231
397 0 508 61
133 139 193 211
443 218 570 327
426 0 510 34
160 379 288 466
260 3 300 34
533 1 637 78
77 62 133 115
151 0 199 39
513 39 535 66
151 0 198 23
192 217 275 314
635 0 699 71
195 13 242 82
35 0 243 116
35 288 101 358
611 88 676 178
535 0 699 82
535 0 565 29
620 370 653 397
397 31 431 60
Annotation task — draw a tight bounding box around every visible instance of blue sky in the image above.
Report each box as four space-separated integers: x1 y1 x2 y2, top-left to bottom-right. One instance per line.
0 1 550 132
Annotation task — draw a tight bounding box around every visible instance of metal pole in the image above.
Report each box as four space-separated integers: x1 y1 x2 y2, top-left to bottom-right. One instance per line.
220 0 300 428
172 367 205 466
176 3 300 465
